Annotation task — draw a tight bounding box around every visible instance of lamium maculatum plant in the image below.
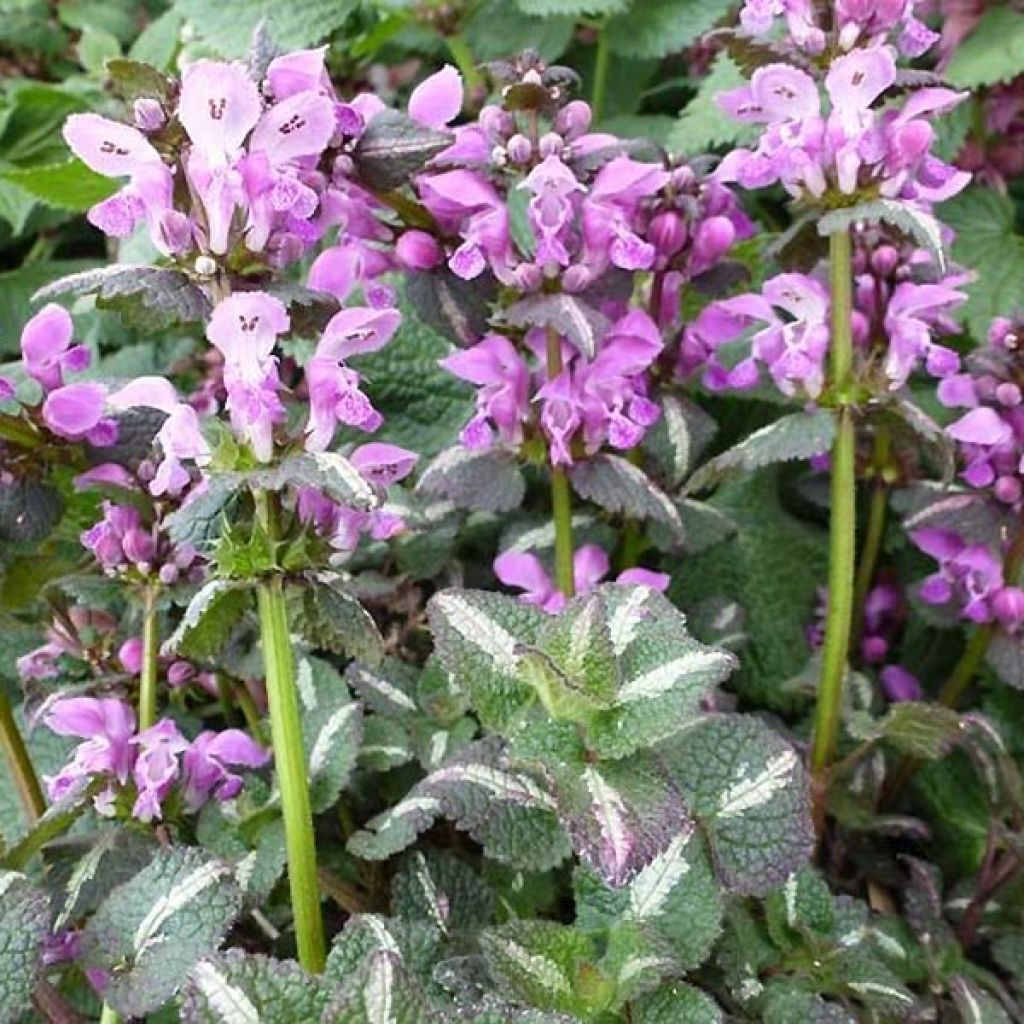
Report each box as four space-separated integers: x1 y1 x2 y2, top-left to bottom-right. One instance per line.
5 1 1024 1021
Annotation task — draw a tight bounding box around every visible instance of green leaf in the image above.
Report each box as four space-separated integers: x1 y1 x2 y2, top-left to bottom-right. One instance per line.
950 977 1013 1024
295 573 384 666
0 475 63 543
501 294 607 359
128 11 184 69
1 158 116 212
643 394 718 491
661 715 813 895
941 187 1024 338
0 870 49 1024
353 110 452 191
569 455 685 546
33 264 212 331
632 984 724 1024
391 852 494 937
427 589 543 731
946 6 1024 89
0 260 99 349
165 477 236 550
296 656 364 813
165 579 251 659
80 847 243 1018
674 469 827 710
463 0 574 62
357 298 476 459
181 950 333 1023
858 702 965 760
574 824 723 970
77 25 120 74
195 805 285 907
760 985 855 1024
327 949 442 1023
818 200 947 274
176 0 359 54
669 52 760 154
763 867 834 950
606 0 733 58
685 411 835 495
515 0 629 13
417 447 526 513
105 57 174 103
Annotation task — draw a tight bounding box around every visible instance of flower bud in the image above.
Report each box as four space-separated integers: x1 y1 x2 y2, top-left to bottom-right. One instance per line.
334 103 365 138
160 211 193 255
538 132 563 159
505 133 532 164
158 563 179 585
861 635 888 663
554 100 592 141
194 255 217 278
995 475 1022 504
122 528 156 565
870 245 900 277
692 216 735 268
479 104 513 142
396 230 442 270
994 586 1024 630
133 98 166 133
648 211 688 261
167 661 195 687
561 264 594 292
119 637 144 675
880 665 922 702
996 382 1022 407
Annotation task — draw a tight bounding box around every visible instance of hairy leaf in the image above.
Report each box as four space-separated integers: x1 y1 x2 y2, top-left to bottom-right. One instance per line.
632 984 724 1023
165 579 251 659
2 158 117 212
668 52 760 154
945 6 1024 89
607 0 734 58
685 411 835 495
818 200 947 273
81 847 242 1017
295 573 384 666
0 871 49 1024
0 476 63 544
417 447 526 513
501 294 608 359
353 111 452 191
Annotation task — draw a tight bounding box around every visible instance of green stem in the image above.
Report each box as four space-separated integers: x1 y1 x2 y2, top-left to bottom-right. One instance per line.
255 502 325 972
445 33 483 100
591 23 611 123
851 426 892 645
138 585 159 732
99 1004 120 1024
0 689 45 825
546 328 575 598
231 676 267 745
811 228 857 778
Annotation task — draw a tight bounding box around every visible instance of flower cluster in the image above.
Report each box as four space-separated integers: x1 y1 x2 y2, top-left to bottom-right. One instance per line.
494 544 669 614
42 696 268 822
683 224 967 398
63 50 459 273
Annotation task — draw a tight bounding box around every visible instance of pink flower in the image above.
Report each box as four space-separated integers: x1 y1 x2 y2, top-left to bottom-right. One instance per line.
178 61 262 168
880 665 923 702
131 720 188 822
181 729 269 811
408 65 463 129
42 382 116 445
441 334 531 449
20 304 89 392
304 307 400 451
349 442 419 486
207 293 290 461
43 697 137 805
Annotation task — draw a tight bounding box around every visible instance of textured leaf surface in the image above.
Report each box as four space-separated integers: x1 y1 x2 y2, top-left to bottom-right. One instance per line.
34 264 211 329
417 447 526 513
501 294 607 359
606 0 734 58
0 871 49 1024
166 579 251 659
392 852 495 938
181 950 332 1023
81 847 242 1017
0 476 63 543
685 411 835 495
643 394 718 490
818 200 947 273
942 187 1024 338
662 715 813 895
632 984 724 1023
668 53 760 154
295 656 363 813
295 574 384 666
946 6 1024 89
569 455 685 545
353 111 452 191
2 158 116 211
428 589 543 731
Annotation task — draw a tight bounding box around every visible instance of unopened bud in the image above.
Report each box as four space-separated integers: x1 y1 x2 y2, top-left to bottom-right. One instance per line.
538 132 563 158
396 230 442 270
133 98 166 133
649 211 688 260
506 133 532 164
870 245 900 277
554 100 591 141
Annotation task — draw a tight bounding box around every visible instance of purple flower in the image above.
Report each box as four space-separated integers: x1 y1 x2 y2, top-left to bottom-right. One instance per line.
912 528 1008 624
883 281 966 387
521 155 585 271
178 60 262 168
537 369 583 467
16 643 64 682
494 544 669 614
108 376 211 496
43 697 136 806
304 307 400 450
880 665 923 702
131 719 188 822
20 304 90 392
408 65 463 129
441 334 531 449
266 47 332 100
181 729 269 811
81 502 148 570
207 293 290 461
42 382 116 445
349 442 419 486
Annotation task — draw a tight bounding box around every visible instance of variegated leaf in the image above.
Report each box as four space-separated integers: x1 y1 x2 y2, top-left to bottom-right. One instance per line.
0 871 49 1024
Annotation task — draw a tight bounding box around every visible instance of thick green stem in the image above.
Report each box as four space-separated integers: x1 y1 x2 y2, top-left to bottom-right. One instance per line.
256 548 326 972
99 1004 120 1024
851 426 892 645
138 585 160 732
445 33 483 100
811 228 857 778
546 329 575 598
591 23 611 123
0 689 45 825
